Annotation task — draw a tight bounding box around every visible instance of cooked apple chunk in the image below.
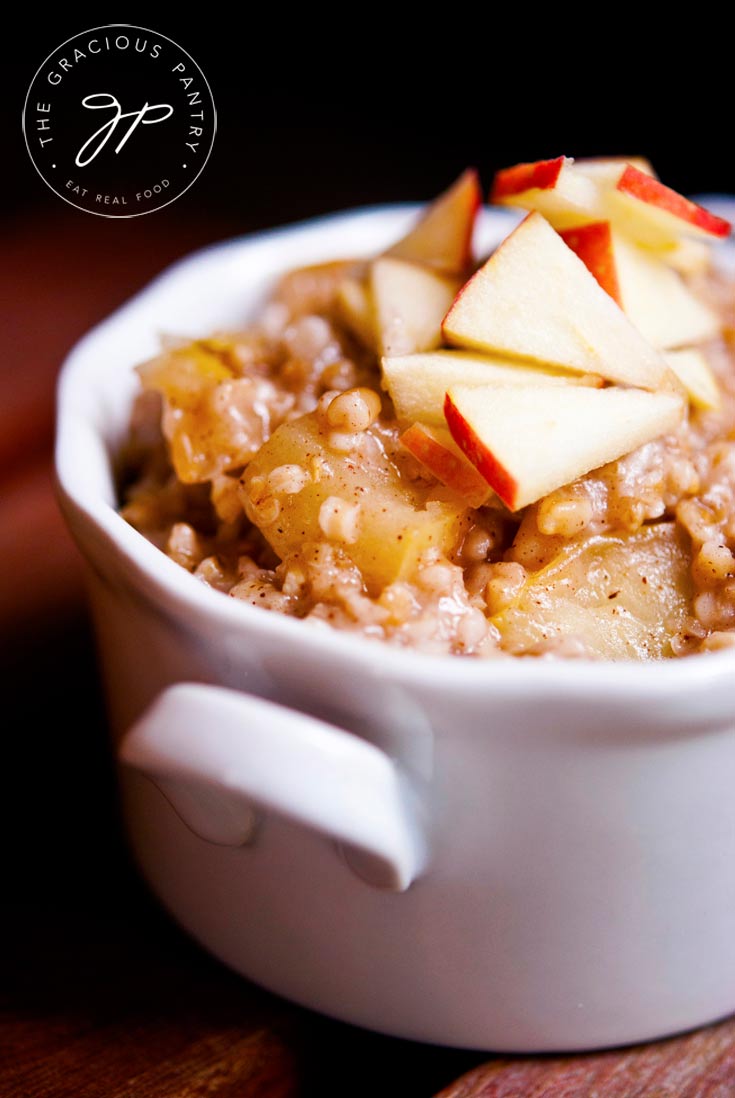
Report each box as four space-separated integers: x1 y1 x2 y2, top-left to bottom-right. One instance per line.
240 411 471 591
492 524 692 659
138 341 271 483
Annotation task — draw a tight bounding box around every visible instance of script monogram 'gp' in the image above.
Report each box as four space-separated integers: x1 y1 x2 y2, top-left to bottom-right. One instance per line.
75 94 174 167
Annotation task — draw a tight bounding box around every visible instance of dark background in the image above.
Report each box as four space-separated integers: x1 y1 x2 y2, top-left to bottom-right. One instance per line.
4 19 735 1095
8 17 735 227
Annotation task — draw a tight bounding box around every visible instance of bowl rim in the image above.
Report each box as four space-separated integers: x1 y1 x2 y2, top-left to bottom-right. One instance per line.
55 201 735 700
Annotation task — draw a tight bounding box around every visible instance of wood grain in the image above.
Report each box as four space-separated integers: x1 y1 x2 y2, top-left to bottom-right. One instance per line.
436 1018 735 1097
0 906 301 1098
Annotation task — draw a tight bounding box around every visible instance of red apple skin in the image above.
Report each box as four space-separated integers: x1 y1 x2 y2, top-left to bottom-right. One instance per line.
617 166 731 238
558 222 622 305
490 157 566 202
400 422 490 507
444 392 518 509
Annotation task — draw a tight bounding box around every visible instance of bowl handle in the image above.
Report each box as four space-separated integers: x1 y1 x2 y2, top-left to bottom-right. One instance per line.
119 683 427 891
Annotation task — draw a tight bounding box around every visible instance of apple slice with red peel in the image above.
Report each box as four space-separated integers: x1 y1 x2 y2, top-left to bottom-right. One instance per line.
557 222 622 303
568 226 711 277
371 258 459 356
591 164 732 248
385 168 481 275
443 212 671 390
382 350 601 426
559 221 720 348
491 156 729 249
490 157 601 228
490 155 654 202
491 156 568 200
400 422 493 507
665 349 721 411
613 165 730 240
444 383 684 512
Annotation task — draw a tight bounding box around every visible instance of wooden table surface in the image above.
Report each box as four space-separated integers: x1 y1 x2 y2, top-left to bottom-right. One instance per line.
4 208 735 1097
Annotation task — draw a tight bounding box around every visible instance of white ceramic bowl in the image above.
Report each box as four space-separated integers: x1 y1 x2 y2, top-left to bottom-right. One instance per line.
56 205 735 1052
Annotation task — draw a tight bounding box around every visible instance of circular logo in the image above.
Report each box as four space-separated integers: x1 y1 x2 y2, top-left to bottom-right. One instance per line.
22 24 216 217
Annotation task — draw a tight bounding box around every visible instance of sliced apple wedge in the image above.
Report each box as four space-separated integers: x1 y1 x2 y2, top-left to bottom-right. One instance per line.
371 258 459 356
559 220 703 294
491 157 730 250
612 234 720 349
491 155 568 198
442 212 671 389
656 237 712 276
574 155 656 180
490 156 601 228
614 165 731 238
665 349 721 411
400 422 492 507
385 168 481 275
337 276 377 349
444 383 685 512
559 221 721 349
490 155 653 209
557 221 622 303
382 350 601 426
597 164 731 248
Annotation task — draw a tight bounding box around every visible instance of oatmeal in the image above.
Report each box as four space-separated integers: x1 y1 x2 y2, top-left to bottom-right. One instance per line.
119 159 735 659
